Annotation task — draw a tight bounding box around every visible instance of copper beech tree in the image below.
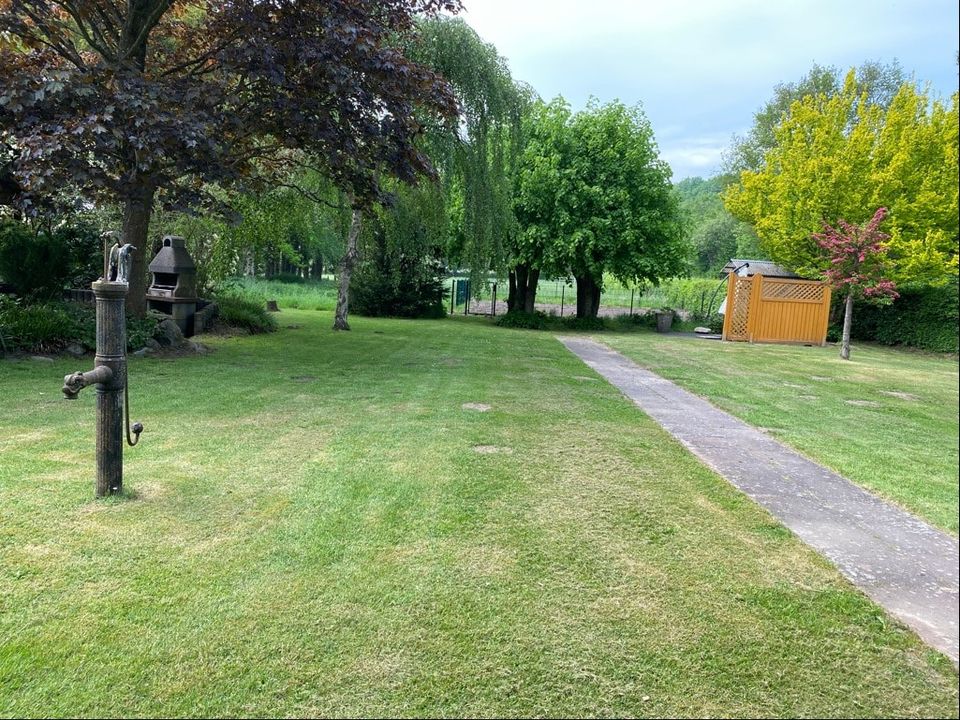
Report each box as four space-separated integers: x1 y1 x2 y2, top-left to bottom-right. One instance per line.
0 0 461 314
814 207 899 360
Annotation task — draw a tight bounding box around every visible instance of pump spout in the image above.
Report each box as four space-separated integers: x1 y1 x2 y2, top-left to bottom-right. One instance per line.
62 366 114 400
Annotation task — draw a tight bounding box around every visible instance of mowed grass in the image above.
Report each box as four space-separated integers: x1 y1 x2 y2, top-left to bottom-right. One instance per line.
0 311 957 717
603 333 960 534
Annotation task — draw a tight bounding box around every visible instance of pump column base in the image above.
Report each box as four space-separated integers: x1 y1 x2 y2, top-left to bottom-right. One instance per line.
92 281 128 497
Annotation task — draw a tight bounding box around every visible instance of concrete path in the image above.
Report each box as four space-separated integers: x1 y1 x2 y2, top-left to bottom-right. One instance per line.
559 336 960 663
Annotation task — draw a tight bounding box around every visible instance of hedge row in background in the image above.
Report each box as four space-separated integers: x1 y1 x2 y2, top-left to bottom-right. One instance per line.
847 280 959 353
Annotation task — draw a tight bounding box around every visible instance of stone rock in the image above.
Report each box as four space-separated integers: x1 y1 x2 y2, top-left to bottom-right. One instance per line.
29 355 54 363
65 343 86 358
694 326 712 334
266 299 279 312
145 338 162 351
156 318 187 348
188 341 210 354
132 347 151 357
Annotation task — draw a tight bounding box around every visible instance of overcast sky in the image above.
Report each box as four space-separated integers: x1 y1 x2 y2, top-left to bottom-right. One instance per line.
459 0 959 181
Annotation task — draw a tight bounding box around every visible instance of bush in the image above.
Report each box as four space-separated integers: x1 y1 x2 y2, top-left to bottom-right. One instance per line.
351 230 446 319
0 221 72 300
845 280 959 353
0 298 160 353
0 218 102 300
560 316 609 332
496 310 549 330
0 298 76 352
687 310 725 334
214 293 277 334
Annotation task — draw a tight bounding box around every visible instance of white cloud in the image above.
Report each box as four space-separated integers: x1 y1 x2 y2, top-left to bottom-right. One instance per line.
454 0 959 178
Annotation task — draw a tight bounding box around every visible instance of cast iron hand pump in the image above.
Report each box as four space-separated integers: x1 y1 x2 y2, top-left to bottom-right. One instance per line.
61 238 145 497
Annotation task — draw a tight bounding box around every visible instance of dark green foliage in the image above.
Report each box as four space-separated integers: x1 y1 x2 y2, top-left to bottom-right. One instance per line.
560 316 608 332
214 294 278 334
0 298 75 352
351 223 447 320
0 218 102 300
0 220 70 299
496 310 548 330
846 281 959 353
0 297 159 353
612 312 657 330
56 221 105 288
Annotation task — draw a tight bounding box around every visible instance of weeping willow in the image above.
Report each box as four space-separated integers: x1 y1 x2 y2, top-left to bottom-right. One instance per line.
410 17 531 292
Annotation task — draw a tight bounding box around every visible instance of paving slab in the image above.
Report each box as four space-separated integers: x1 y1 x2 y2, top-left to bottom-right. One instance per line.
559 336 960 664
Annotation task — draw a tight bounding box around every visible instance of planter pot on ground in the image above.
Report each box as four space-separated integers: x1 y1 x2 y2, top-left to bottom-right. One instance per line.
656 312 674 333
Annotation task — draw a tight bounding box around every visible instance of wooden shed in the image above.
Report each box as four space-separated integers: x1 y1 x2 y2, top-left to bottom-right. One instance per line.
720 259 831 345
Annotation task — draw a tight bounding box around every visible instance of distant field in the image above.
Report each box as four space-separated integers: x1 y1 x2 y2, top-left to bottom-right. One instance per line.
228 276 339 311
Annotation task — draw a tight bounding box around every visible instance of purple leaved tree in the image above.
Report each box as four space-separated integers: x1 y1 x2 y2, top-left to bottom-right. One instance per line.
814 207 899 360
0 1 460 315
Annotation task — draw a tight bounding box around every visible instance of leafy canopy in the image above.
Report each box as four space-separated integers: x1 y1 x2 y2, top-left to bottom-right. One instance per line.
514 97 686 287
724 71 959 285
813 207 898 303
723 60 907 175
0 0 462 214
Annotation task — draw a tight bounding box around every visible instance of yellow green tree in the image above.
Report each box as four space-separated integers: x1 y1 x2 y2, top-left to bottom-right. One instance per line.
724 71 959 285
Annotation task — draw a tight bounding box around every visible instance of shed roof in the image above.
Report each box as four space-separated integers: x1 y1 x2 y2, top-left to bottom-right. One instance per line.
721 259 800 279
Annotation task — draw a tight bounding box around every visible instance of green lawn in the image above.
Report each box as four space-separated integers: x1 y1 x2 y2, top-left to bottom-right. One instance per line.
603 333 960 534
1 311 957 717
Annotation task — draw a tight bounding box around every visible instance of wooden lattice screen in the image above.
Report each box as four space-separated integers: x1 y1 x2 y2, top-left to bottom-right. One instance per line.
761 280 826 303
722 274 830 345
726 276 752 341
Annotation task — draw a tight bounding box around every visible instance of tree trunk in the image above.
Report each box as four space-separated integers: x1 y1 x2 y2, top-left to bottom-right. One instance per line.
523 267 539 313
840 291 854 360
333 207 363 331
575 275 602 318
507 263 539 313
121 187 154 317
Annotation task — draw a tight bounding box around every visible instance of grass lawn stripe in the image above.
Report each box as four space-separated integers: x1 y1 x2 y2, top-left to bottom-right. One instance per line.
0 311 956 717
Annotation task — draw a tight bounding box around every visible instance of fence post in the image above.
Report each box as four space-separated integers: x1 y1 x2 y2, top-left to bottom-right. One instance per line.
746 273 764 342
560 284 565 317
464 279 469 316
492 282 497 317
630 288 634 316
721 274 736 341
450 280 456 314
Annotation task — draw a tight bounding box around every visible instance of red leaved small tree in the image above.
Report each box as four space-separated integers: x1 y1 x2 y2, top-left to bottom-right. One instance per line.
814 207 898 360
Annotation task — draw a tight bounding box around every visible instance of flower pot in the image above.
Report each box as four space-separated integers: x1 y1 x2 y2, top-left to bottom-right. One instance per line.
655 311 674 333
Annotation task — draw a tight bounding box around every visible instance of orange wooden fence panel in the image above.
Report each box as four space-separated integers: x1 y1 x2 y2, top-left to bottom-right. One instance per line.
722 274 830 345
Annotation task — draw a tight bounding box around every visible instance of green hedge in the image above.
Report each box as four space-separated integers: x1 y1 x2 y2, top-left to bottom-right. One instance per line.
847 280 959 353
0 298 158 354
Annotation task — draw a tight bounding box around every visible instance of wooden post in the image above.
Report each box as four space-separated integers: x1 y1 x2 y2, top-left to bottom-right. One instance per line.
746 273 764 342
819 285 832 346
